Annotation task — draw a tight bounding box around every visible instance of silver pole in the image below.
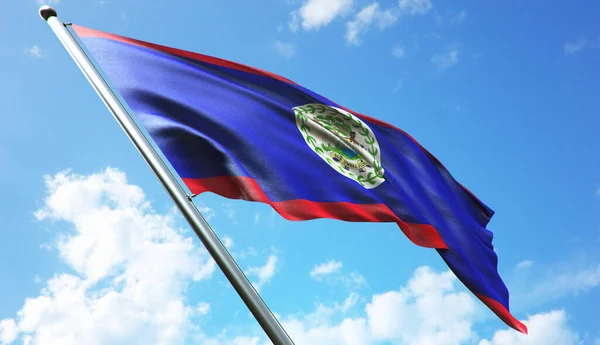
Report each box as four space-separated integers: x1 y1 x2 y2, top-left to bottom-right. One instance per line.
39 6 294 345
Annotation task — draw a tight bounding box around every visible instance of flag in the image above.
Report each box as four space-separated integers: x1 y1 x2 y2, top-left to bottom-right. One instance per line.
71 24 527 334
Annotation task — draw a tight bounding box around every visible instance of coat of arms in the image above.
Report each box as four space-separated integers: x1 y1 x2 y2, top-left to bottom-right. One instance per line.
294 103 385 189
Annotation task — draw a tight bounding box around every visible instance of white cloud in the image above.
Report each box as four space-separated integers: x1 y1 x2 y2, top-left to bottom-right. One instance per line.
292 292 361 329
3 168 216 345
479 310 580 345
345 0 432 45
282 269 581 345
399 0 432 15
511 261 600 311
392 44 405 58
274 41 296 59
436 9 467 26
366 266 478 345
35 0 59 5
196 302 210 316
247 254 278 291
595 186 600 197
450 10 467 25
431 47 459 71
0 319 18 345
342 272 368 289
237 246 258 260
222 236 234 249
283 266 480 345
564 38 586 55
309 260 366 290
289 11 301 32
340 292 359 312
232 336 262 345
515 260 533 270
346 3 397 45
531 263 600 298
282 299 368 345
310 260 343 279
199 265 586 345
28 46 43 58
284 316 370 345
291 0 353 31
6 168 591 345
195 203 215 221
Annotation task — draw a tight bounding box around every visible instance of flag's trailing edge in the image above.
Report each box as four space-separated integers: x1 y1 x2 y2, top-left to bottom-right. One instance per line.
72 24 527 334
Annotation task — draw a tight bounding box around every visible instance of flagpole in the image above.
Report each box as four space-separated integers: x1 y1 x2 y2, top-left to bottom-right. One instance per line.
39 6 294 345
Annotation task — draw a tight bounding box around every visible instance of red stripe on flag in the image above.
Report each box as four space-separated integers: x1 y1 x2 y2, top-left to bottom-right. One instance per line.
182 176 448 250
71 24 299 86
476 293 528 334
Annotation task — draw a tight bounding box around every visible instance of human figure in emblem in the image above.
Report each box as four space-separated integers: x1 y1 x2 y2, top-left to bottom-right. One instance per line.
345 131 365 149
337 131 362 161
348 131 358 144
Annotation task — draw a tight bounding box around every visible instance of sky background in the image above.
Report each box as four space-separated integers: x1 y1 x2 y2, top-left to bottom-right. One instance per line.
1 0 599 344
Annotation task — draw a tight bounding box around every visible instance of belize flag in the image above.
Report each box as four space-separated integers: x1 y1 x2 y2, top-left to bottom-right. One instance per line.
71 24 527 334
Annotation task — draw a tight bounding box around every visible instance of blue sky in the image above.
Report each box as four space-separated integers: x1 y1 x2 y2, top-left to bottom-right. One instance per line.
1 0 599 344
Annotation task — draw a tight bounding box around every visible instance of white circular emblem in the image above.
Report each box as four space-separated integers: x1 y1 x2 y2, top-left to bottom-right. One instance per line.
293 103 385 189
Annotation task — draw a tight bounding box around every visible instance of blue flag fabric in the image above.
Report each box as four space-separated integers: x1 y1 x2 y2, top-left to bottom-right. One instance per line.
72 24 527 333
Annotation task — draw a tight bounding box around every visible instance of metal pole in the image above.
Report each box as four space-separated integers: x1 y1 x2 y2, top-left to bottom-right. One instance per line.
39 6 294 345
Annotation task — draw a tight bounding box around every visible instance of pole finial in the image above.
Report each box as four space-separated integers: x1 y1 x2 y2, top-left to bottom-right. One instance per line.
39 5 57 21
